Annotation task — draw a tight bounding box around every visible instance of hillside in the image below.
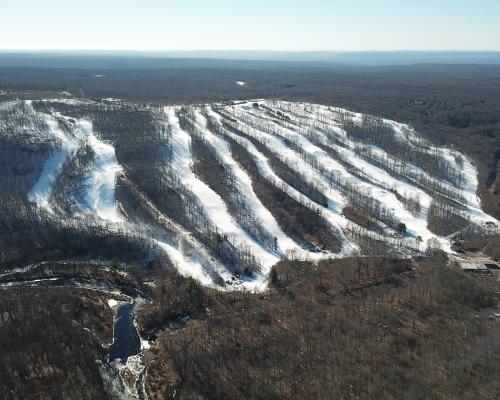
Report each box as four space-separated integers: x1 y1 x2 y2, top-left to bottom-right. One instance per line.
1 98 498 286
1 97 499 399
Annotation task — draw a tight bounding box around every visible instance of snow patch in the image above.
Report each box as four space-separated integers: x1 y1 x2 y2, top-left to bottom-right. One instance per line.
108 299 120 308
156 239 215 286
140 339 151 350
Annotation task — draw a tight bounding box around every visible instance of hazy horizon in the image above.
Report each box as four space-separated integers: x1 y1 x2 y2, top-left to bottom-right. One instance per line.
1 50 500 67
1 0 499 52
2 50 500 54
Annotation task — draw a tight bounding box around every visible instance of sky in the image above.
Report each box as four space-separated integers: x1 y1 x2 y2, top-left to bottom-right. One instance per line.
1 0 499 51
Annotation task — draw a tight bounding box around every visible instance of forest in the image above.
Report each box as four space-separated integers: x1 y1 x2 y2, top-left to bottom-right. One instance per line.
1 62 500 399
1 61 498 221
2 254 498 399
139 255 500 399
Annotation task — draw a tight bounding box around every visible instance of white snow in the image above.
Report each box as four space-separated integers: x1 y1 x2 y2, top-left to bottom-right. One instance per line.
140 339 151 350
84 129 123 223
156 239 215 286
123 354 145 397
210 106 358 256
310 104 499 230
28 112 84 211
165 107 280 270
108 299 119 308
27 104 123 223
228 101 498 253
195 108 306 258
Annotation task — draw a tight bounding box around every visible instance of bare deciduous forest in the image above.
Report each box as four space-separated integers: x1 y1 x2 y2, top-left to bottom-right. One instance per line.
145 257 499 399
1 58 500 399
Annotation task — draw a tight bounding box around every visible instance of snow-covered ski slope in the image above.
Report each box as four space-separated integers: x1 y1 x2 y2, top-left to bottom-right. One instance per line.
2 99 498 290
16 101 123 222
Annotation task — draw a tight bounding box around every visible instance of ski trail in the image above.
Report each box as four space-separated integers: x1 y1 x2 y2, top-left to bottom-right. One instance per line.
247 107 451 227
230 105 449 250
84 126 123 223
208 106 358 256
267 101 498 228
155 240 215 286
120 174 227 287
165 107 280 271
194 107 313 257
27 104 123 223
28 111 85 212
221 108 346 214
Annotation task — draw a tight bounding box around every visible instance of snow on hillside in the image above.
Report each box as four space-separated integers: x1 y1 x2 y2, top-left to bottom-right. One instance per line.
165 107 280 276
193 108 323 259
205 106 358 256
84 130 122 223
4 98 498 290
28 110 86 211
229 103 446 249
26 101 123 223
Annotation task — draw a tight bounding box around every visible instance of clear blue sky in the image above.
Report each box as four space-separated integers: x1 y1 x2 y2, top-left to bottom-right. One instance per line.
1 0 499 51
